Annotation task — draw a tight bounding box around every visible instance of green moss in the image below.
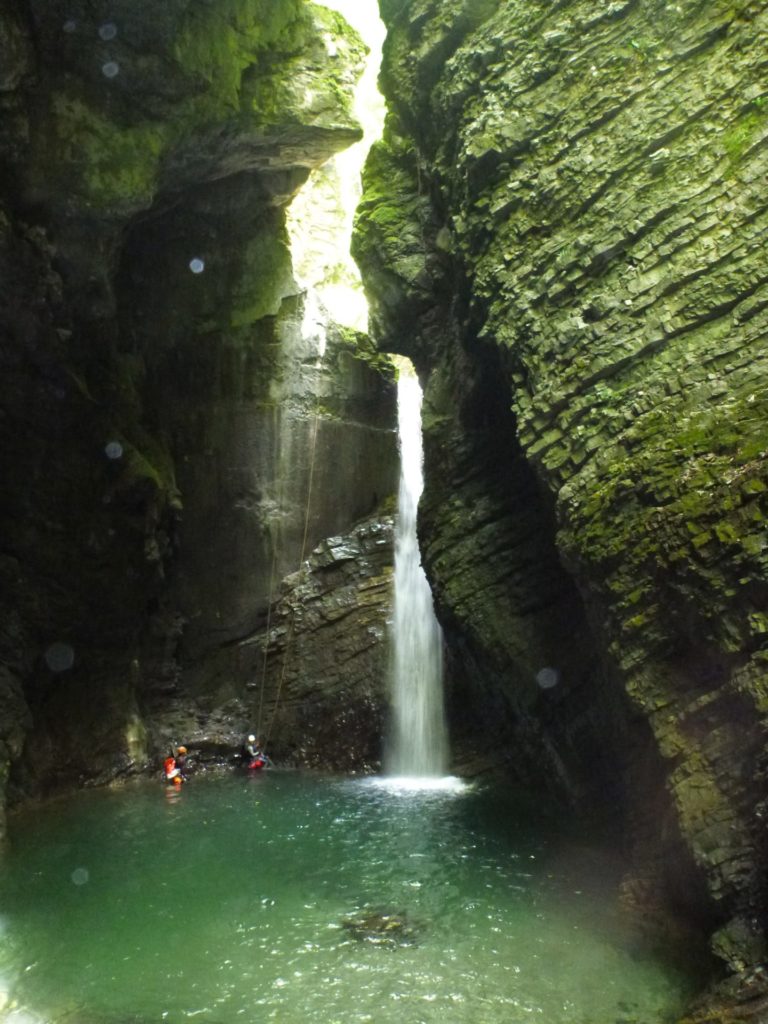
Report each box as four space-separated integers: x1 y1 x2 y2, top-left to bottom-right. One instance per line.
557 370 768 666
722 103 767 164
691 530 713 549
49 94 168 208
174 0 364 133
117 441 177 502
352 119 436 310
748 612 768 635
33 0 363 217
626 612 650 630
742 478 766 495
228 233 296 328
336 325 397 378
173 0 305 113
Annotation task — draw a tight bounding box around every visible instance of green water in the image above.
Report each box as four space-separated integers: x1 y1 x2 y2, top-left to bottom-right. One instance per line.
0 772 693 1024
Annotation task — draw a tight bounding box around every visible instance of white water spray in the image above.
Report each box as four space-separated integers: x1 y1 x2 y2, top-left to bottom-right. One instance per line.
387 367 448 777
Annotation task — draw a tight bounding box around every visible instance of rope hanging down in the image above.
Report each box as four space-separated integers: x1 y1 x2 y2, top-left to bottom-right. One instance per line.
258 405 321 746
255 533 279 739
255 411 286 738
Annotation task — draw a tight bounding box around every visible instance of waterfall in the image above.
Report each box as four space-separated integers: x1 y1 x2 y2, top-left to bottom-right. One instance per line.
386 367 449 777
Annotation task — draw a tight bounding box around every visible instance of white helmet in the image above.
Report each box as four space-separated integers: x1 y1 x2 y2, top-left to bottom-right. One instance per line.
248 734 256 743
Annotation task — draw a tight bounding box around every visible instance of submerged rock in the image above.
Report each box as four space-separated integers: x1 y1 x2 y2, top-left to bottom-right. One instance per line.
341 907 421 948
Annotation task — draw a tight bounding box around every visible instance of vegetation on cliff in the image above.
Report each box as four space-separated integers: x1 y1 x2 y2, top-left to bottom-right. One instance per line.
354 0 768 1003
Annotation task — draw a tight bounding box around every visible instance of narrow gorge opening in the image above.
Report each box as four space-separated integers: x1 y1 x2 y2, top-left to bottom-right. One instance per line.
286 0 385 334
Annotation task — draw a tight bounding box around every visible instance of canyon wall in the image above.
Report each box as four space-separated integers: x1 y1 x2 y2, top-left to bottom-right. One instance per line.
354 0 768 1006
0 0 398 826
3 0 768 1012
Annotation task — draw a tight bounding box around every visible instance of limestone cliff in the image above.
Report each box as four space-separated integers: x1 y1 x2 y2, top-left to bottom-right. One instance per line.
0 0 398 828
354 0 768 1008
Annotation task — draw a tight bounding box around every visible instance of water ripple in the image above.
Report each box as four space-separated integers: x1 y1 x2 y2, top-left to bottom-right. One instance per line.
0 772 696 1024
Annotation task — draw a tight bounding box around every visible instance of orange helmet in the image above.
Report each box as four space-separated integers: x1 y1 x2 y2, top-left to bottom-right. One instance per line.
177 746 187 754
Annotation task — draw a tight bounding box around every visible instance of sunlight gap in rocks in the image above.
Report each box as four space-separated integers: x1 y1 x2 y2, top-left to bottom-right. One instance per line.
286 0 386 333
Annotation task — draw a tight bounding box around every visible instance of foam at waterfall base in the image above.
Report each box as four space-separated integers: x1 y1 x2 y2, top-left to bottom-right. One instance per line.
365 775 469 795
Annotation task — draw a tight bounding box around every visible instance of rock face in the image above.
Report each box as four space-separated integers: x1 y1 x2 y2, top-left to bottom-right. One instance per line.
0 0 398 827
144 512 395 773
237 515 395 771
354 0 768 999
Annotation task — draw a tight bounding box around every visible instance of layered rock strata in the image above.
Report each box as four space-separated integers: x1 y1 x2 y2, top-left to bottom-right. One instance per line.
238 515 394 771
354 0 768 1000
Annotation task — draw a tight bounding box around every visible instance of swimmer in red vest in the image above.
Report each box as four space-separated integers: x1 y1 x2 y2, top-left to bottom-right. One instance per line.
164 755 181 785
243 734 271 770
163 745 188 785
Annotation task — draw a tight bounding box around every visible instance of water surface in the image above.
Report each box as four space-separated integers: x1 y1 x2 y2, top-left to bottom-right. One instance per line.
0 772 693 1024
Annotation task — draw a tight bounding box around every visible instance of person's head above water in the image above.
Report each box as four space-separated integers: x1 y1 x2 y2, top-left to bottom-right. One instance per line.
177 745 187 755
248 734 256 743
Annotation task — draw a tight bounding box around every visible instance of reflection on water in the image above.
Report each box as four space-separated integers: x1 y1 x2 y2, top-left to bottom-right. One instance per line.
0 773 694 1024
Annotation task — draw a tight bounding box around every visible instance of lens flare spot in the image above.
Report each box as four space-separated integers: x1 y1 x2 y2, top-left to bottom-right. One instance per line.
189 258 205 274
71 867 90 886
536 667 560 689
62 20 77 33
101 61 120 78
44 643 75 673
104 441 123 460
98 22 118 40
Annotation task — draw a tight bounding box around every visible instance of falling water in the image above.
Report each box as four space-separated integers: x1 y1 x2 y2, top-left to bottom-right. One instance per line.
387 366 448 777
